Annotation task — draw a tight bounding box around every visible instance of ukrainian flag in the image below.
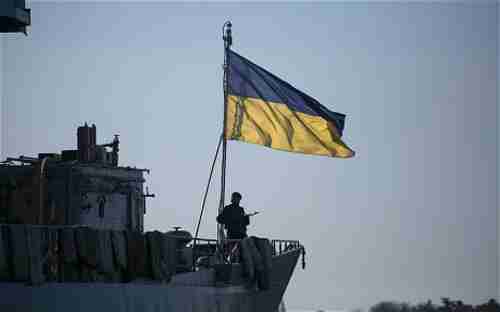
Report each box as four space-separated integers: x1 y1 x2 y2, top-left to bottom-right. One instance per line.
225 50 355 158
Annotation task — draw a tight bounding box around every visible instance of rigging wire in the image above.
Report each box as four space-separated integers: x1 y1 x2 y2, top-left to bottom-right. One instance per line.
193 134 223 264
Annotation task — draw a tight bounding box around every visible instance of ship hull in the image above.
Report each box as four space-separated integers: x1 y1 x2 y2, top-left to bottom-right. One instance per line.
0 248 300 312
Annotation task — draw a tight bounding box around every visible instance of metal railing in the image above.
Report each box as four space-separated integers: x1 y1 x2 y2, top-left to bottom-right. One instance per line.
190 237 302 270
191 238 301 254
270 239 301 256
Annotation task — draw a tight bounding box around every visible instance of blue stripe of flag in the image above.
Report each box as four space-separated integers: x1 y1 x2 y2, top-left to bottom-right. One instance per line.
228 50 346 136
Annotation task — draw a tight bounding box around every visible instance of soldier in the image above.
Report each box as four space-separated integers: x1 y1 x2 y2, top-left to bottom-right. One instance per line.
216 192 258 239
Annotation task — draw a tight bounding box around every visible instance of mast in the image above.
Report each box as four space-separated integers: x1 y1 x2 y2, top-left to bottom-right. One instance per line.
219 21 232 246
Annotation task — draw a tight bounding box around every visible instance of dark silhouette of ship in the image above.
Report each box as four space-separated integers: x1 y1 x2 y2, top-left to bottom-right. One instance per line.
0 124 304 312
0 0 30 35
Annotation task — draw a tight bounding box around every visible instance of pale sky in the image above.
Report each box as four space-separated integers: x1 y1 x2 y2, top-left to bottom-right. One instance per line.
1 2 498 311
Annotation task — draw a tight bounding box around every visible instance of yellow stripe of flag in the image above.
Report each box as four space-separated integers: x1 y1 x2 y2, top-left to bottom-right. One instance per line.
226 95 354 158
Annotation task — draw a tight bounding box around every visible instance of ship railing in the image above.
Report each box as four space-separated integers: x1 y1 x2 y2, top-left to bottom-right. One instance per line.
191 237 302 268
270 239 302 256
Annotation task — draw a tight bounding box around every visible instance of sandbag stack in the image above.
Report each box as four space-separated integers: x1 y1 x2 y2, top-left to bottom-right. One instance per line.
253 237 273 290
9 224 30 282
96 230 115 281
239 236 273 290
45 228 60 282
0 226 9 280
146 231 163 280
162 235 178 281
145 231 177 282
75 227 99 282
26 227 44 285
0 225 182 285
60 228 79 282
125 231 148 280
111 230 127 281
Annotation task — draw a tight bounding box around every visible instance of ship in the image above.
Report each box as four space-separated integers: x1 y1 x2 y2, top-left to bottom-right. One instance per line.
0 123 304 312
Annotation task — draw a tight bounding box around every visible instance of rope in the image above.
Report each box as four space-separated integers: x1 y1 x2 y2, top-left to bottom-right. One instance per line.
192 134 223 268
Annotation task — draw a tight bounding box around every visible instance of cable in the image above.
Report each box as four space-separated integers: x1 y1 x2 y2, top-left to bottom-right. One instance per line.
192 134 224 269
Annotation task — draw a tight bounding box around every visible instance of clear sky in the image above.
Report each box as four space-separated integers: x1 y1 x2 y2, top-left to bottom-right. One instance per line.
1 2 498 311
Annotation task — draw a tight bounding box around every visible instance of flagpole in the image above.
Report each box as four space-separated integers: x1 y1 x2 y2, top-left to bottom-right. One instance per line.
219 21 232 249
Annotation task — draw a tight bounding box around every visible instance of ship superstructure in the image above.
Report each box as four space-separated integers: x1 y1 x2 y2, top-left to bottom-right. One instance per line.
0 124 146 231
